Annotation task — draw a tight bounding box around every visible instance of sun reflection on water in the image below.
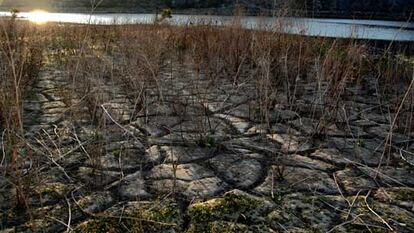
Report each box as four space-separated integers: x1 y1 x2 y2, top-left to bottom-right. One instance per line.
27 10 50 24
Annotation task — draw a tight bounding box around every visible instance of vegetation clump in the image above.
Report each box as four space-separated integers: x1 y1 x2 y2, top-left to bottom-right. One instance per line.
75 219 120 233
161 8 173 19
130 200 182 232
188 190 274 232
339 197 414 232
74 200 182 233
374 187 414 203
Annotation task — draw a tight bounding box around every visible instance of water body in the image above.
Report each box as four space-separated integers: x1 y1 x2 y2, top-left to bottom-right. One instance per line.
0 11 413 41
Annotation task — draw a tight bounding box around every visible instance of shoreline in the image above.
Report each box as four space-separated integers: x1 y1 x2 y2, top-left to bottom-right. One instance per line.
0 6 412 22
0 12 413 42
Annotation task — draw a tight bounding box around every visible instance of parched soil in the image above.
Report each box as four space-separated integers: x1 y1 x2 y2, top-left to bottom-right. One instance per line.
1 45 413 232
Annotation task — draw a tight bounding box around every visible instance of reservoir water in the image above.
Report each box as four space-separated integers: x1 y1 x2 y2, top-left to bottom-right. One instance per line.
0 11 413 41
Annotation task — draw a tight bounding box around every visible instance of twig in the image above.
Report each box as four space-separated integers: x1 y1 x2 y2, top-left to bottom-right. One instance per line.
346 190 362 220
344 158 406 187
46 216 72 231
333 173 349 205
65 196 72 233
364 190 394 231
42 129 62 158
399 148 414 167
35 137 73 182
71 127 93 162
101 104 144 148
376 73 414 176
1 129 6 170
327 214 364 233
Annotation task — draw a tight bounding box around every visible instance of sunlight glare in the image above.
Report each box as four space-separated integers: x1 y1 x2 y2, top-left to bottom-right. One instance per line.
28 10 50 24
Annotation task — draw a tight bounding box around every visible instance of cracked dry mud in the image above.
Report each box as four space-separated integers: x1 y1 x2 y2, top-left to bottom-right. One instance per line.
1 57 413 233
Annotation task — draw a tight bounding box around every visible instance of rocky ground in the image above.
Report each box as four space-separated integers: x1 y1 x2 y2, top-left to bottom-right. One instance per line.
0 53 413 232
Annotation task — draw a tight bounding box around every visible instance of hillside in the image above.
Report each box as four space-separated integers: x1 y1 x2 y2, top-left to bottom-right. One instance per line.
0 0 168 12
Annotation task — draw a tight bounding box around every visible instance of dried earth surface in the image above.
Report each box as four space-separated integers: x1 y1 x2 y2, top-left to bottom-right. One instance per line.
0 52 413 232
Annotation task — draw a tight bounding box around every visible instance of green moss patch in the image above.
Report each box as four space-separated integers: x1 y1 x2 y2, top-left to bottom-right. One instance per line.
187 221 250 233
339 197 414 232
75 220 120 233
374 187 414 203
35 182 69 198
129 200 182 232
75 199 182 233
188 190 274 232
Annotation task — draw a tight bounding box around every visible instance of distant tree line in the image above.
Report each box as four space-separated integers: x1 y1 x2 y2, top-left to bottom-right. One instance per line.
230 0 414 19
164 0 414 18
162 0 226 8
232 0 414 14
294 0 414 13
